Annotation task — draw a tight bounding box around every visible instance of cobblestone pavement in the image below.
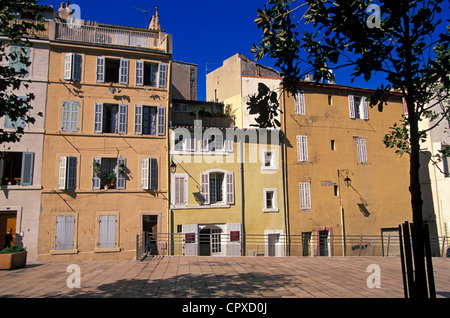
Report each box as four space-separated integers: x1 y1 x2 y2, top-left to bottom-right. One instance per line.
0 256 448 299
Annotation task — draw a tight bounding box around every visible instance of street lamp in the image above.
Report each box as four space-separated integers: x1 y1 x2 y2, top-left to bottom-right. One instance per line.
170 158 177 174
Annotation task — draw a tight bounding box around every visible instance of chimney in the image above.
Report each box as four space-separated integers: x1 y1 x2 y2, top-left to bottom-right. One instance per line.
149 6 160 30
304 74 313 82
58 2 71 20
328 70 336 84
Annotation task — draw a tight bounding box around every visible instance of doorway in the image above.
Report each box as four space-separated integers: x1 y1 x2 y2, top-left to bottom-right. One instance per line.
318 230 329 256
142 215 158 255
199 226 223 256
0 212 16 249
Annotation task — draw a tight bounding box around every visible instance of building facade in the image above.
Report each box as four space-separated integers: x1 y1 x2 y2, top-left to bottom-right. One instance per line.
37 5 172 261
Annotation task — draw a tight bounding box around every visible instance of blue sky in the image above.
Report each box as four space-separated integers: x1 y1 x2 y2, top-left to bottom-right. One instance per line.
39 0 449 101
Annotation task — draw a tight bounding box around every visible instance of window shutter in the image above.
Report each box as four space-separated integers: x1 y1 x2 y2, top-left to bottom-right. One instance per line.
158 63 168 88
96 57 105 83
136 61 144 86
118 104 127 134
295 90 305 115
201 172 210 205
225 135 234 152
92 158 101 189
58 156 67 190
157 106 166 136
201 133 209 151
174 176 187 205
299 182 311 210
186 133 196 152
357 138 368 163
150 158 158 190
134 105 143 135
94 103 103 133
141 158 149 190
73 54 82 81
119 59 129 84
362 97 369 120
55 215 74 250
226 172 234 205
67 157 77 190
297 135 308 162
99 215 116 249
348 95 356 119
64 53 73 81
116 158 126 189
62 101 79 132
21 152 34 185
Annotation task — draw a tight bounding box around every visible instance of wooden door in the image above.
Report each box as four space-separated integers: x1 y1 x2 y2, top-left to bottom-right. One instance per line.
0 212 16 248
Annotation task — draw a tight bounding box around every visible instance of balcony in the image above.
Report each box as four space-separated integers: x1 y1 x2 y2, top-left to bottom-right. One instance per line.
171 111 235 128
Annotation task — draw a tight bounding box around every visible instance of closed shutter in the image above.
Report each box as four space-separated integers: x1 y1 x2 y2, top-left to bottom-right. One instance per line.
62 101 79 132
201 172 209 205
186 133 196 152
357 138 368 163
150 158 158 190
295 90 305 115
67 157 77 190
55 215 74 250
136 61 144 86
226 172 234 205
94 103 103 133
362 96 369 120
118 104 127 134
174 176 186 205
158 63 168 88
348 95 356 119
182 224 198 256
92 158 101 189
21 152 34 185
297 135 308 162
119 59 129 84
226 223 241 256
64 53 73 81
225 135 234 152
157 106 166 136
58 156 67 190
96 57 105 83
72 53 82 81
134 105 143 135
141 158 149 190
299 182 311 210
98 215 116 249
116 158 126 189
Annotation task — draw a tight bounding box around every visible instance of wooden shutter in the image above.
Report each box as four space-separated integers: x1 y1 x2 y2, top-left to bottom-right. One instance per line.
136 60 144 86
295 90 305 115
150 158 158 190
21 152 34 185
225 135 234 152
141 158 149 190
226 172 234 205
186 133 196 152
55 215 74 250
64 53 73 81
362 96 369 120
357 138 368 163
67 157 77 190
297 135 308 162
299 182 311 210
174 175 186 205
98 215 116 249
116 158 126 189
62 101 79 132
134 105 143 135
96 57 105 83
118 104 127 134
94 103 103 133
158 63 168 88
201 172 210 205
348 95 356 119
73 53 82 81
182 224 198 256
92 158 101 189
58 156 67 190
157 106 165 136
226 223 241 256
119 59 129 84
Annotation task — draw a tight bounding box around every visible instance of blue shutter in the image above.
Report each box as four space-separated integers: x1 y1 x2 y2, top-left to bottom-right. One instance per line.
73 53 82 81
136 61 144 86
157 106 165 136
116 158 126 189
134 105 142 135
96 57 105 83
94 103 103 133
158 63 167 88
119 59 129 84
21 152 34 185
118 104 127 134
67 157 77 190
150 158 158 190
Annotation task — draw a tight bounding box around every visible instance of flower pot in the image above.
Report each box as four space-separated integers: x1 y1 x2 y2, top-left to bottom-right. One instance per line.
0 251 27 270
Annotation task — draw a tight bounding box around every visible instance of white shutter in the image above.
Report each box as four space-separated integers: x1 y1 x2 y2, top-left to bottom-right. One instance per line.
64 53 73 81
119 59 129 84
201 172 210 204
157 106 166 136
55 215 74 250
73 53 82 81
226 223 241 256
58 156 67 190
116 158 126 189
226 172 234 205
21 152 34 185
186 133 196 152
150 158 158 190
357 138 368 163
92 158 101 189
96 57 105 83
295 90 305 115
348 95 356 119
98 215 116 249
67 157 77 190
299 182 311 210
297 135 308 162
134 105 143 135
94 103 103 133
362 96 369 120
136 60 144 86
118 104 127 134
158 63 168 88
141 158 149 190
225 135 234 152
174 175 187 205
182 224 198 256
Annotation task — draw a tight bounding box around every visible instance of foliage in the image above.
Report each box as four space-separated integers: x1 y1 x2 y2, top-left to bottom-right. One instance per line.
246 82 282 128
0 245 25 254
0 0 45 145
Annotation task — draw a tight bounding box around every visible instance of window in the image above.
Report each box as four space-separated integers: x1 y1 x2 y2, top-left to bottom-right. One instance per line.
136 61 168 87
331 140 336 151
295 90 305 115
172 173 188 206
9 45 30 77
64 53 82 81
98 215 116 249
201 170 234 205
141 158 158 190
92 158 126 190
94 103 127 134
55 215 74 251
0 152 34 185
297 135 308 162
96 57 129 84
61 101 79 132
328 95 332 105
174 132 196 152
299 182 311 210
263 188 278 212
134 105 165 136
349 95 369 120
356 138 368 163
4 96 26 129
262 149 276 170
58 156 77 190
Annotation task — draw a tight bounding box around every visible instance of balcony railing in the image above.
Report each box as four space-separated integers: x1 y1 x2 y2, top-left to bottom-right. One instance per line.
55 22 168 51
171 112 235 128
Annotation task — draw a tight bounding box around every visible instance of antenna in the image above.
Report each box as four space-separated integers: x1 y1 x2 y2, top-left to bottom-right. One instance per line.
132 7 149 28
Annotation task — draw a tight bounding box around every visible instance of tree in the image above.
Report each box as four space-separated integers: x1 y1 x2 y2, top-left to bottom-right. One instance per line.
252 0 449 298
0 0 45 145
246 82 282 128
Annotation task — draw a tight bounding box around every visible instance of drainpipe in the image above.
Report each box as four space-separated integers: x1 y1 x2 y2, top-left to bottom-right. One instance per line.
240 134 246 256
281 87 290 256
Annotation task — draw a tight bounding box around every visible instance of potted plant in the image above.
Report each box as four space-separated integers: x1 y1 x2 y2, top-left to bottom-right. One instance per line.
0 245 27 270
105 172 116 189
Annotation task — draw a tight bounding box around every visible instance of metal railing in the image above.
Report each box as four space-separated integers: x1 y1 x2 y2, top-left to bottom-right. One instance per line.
136 232 450 260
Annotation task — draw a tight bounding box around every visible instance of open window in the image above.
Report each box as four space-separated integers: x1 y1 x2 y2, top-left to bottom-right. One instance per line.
96 57 129 84
134 105 165 136
201 170 234 205
94 103 127 134
0 152 34 186
92 157 126 190
136 61 168 87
